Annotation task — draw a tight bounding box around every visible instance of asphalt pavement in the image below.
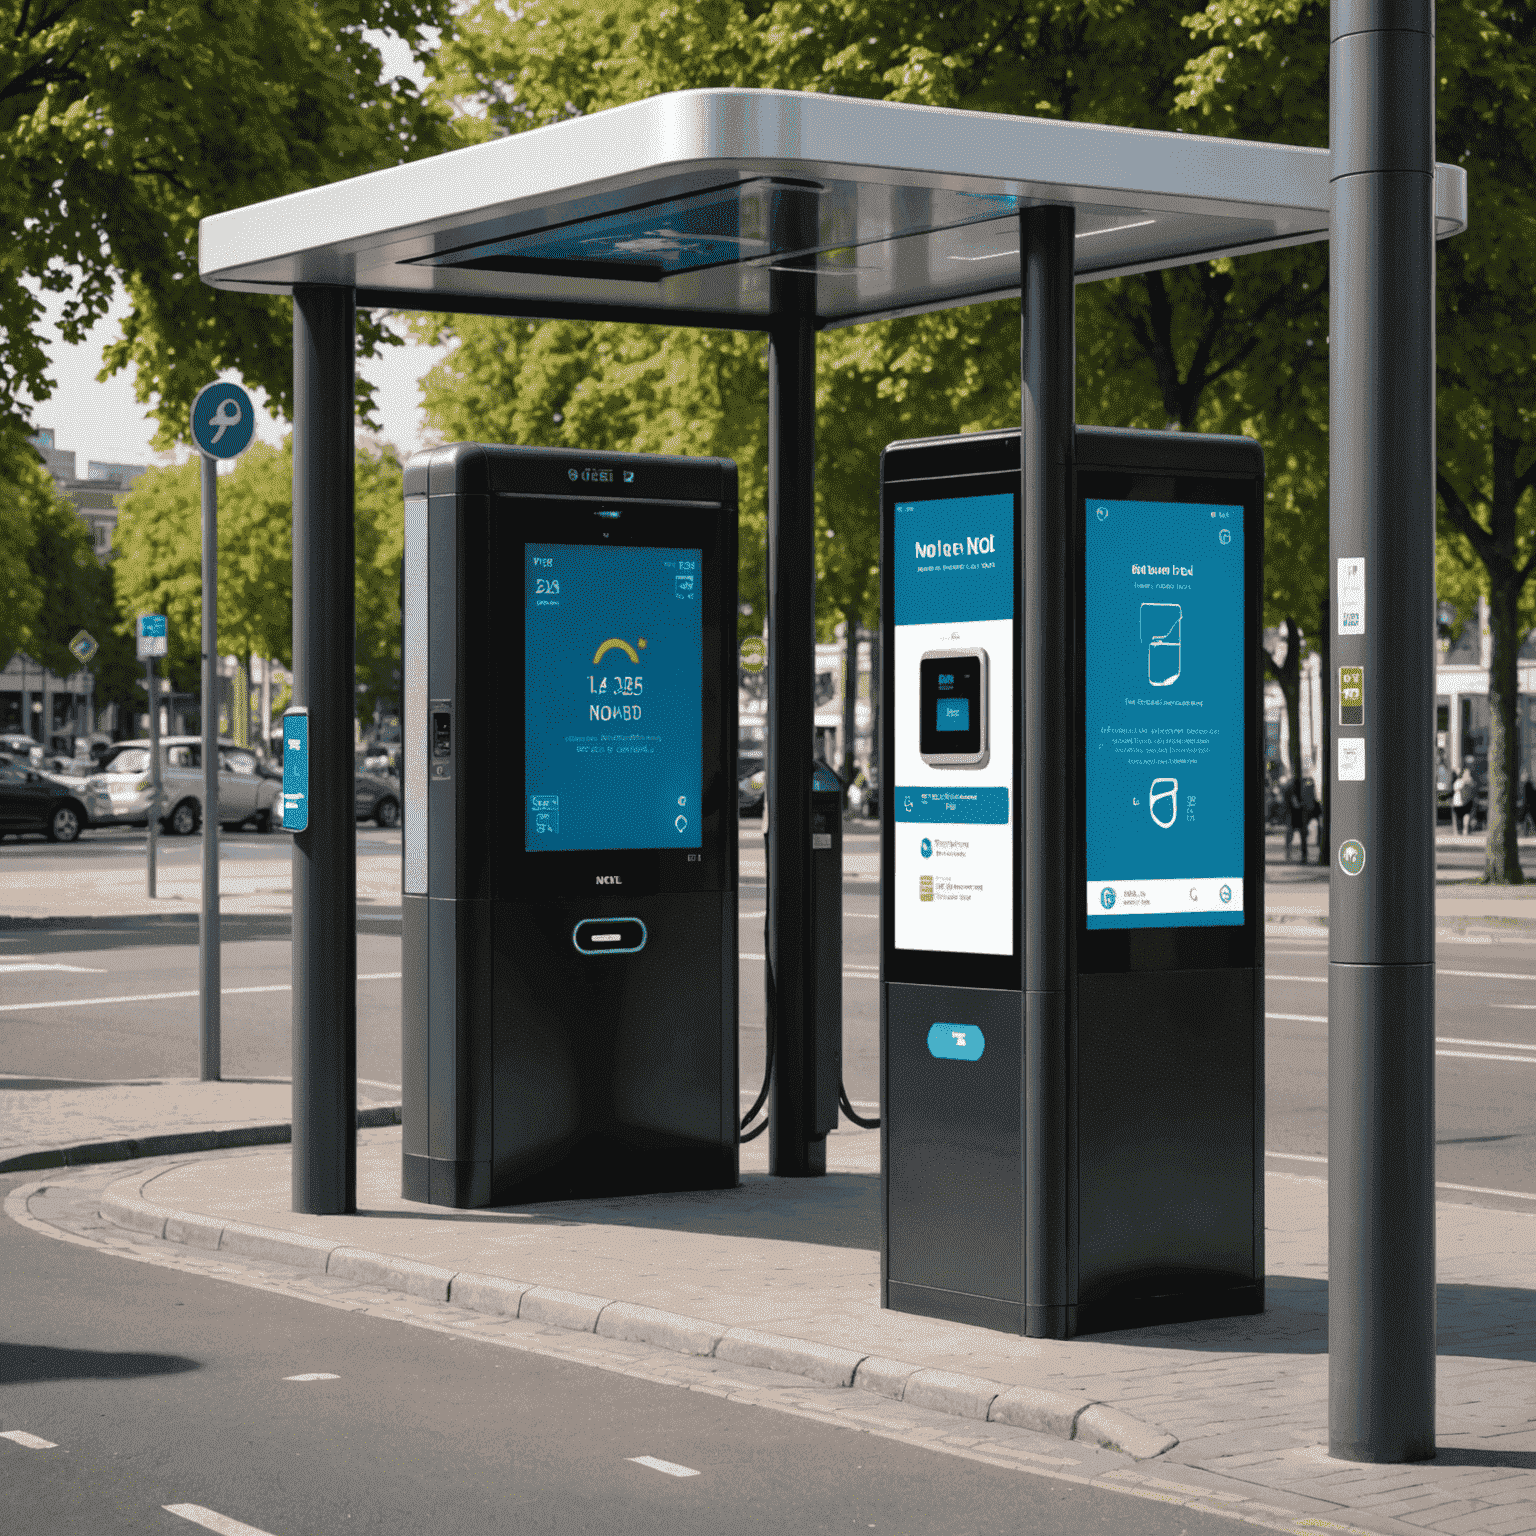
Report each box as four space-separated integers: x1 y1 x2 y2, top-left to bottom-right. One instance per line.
0 1166 1244 1536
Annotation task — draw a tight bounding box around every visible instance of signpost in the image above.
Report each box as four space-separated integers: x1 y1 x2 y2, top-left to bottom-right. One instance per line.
69 631 98 749
136 616 168 897
190 380 257 1083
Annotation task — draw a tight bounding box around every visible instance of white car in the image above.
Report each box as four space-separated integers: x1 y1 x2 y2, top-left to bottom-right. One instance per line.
89 738 281 834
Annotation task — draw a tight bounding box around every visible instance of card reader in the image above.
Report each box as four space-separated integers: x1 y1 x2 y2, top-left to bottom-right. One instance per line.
919 648 989 768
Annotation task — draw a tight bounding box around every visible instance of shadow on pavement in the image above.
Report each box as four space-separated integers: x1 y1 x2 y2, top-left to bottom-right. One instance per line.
356 1170 882 1252
0 1340 201 1384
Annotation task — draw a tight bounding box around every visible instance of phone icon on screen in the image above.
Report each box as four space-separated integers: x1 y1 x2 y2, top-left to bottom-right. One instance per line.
1140 604 1182 687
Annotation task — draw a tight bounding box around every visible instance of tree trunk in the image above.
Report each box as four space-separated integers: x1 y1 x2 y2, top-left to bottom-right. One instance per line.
1264 616 1304 791
840 618 859 795
1484 579 1525 883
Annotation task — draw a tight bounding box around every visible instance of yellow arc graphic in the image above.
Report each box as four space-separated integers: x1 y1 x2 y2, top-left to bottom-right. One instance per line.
592 637 640 665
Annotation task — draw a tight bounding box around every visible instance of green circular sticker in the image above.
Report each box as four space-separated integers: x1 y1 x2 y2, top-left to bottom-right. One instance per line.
1338 839 1366 877
740 636 767 674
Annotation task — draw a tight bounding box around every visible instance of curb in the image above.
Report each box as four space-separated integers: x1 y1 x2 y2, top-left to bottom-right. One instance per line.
97 1175 1177 1462
0 1105 402 1175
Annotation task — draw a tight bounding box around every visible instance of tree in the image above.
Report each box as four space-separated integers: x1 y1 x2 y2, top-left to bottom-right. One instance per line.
1 0 456 458
0 434 44 668
112 441 405 727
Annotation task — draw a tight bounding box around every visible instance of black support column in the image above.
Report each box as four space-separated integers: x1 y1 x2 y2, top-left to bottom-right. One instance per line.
1021 206 1077 1340
291 285 359 1215
766 269 823 1177
1327 1 1437 1461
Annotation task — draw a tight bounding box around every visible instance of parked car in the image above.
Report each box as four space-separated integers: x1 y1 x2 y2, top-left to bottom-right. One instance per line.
0 733 43 767
0 757 93 841
355 769 401 828
88 738 281 834
738 755 765 817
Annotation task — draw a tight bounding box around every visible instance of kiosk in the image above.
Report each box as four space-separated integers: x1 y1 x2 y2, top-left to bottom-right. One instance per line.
879 425 1264 1335
402 443 739 1208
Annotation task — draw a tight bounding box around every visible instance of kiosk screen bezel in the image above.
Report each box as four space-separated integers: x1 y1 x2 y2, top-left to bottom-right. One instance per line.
1075 463 1262 975
881 467 1022 991
495 493 730 897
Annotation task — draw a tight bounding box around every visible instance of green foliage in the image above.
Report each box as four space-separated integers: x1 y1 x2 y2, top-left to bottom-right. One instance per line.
0 0 457 452
0 435 44 667
112 442 404 717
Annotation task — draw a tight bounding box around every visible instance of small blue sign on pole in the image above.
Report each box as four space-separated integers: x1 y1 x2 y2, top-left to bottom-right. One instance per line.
282 708 309 832
136 614 168 659
190 380 256 460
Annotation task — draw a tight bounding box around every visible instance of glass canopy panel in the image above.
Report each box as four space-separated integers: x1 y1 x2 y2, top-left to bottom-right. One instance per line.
410 178 1022 283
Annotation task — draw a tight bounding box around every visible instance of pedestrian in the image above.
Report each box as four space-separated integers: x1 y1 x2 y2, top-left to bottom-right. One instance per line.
1284 775 1307 863
1452 762 1476 836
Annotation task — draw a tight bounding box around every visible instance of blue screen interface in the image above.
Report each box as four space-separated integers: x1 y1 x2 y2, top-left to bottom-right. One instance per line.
525 541 703 852
1084 498 1245 928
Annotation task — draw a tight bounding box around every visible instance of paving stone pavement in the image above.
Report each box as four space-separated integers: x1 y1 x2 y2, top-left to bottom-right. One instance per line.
19 1119 1534 1536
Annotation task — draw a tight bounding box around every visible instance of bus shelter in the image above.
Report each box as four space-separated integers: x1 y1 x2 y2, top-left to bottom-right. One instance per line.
201 61 1466 1463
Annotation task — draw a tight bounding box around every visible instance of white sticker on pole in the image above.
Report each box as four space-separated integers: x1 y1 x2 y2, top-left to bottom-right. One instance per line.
1338 737 1366 782
1337 557 1365 637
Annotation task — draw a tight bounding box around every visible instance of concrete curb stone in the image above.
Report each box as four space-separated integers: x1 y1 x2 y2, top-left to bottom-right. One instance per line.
1075 1403 1179 1460
519 1286 609 1333
988 1384 1098 1440
328 1247 457 1303
0 1104 401 1175
850 1356 920 1400
96 1174 1178 1461
715 1327 866 1387
594 1301 725 1357
902 1368 1000 1420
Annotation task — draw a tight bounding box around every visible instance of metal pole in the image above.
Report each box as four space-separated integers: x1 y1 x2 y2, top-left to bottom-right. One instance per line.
766 269 822 1177
1327 0 1437 1463
1021 204 1077 1341
291 285 358 1215
146 657 160 899
200 452 222 1081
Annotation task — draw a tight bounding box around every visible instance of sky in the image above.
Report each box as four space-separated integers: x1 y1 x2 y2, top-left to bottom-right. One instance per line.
23 28 452 477
25 289 453 475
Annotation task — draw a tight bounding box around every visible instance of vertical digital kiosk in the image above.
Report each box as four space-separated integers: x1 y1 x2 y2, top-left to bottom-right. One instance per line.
880 425 1264 1335
402 444 739 1208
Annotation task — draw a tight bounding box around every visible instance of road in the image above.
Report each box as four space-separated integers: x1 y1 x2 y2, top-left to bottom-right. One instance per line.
3 820 1536 1201
0 1166 1240 1536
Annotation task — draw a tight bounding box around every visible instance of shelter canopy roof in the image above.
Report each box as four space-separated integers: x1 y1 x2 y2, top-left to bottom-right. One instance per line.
199 89 1468 331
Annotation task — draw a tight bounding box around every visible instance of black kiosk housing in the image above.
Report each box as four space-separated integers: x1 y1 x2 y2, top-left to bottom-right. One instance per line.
401 444 739 1208
879 426 1264 1335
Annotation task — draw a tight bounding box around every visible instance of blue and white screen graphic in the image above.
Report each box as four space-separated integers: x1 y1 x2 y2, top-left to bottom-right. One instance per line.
1085 499 1244 927
892 493 1015 956
524 542 702 852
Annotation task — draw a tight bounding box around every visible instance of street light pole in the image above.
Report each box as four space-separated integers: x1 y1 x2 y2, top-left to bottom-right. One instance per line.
1327 0 1438 1463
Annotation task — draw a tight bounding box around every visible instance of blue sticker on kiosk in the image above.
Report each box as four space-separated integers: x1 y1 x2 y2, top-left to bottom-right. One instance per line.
927 1021 985 1061
282 708 309 831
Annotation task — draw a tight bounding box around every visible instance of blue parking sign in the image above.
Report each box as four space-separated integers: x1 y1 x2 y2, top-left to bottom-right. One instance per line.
282 708 309 831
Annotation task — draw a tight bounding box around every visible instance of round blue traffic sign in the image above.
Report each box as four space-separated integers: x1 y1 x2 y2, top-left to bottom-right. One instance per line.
190 381 256 460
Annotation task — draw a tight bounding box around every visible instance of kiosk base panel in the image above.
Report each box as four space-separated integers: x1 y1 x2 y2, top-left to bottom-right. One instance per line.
884 982 1023 1317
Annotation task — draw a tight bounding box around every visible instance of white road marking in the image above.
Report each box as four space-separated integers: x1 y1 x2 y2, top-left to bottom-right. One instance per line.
0 1430 57 1449
283 1372 340 1381
1269 1150 1536 1203
1493 1003 1536 1010
0 961 106 973
0 973 402 1013
164 1505 277 1536
629 1455 700 1478
358 1079 402 1092
1438 1049 1536 1063
1439 1035 1536 1051
1266 1012 1327 1023
1267 968 1536 983
1267 973 1326 983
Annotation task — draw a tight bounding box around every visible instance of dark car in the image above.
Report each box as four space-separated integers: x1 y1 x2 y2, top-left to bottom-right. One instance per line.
355 769 401 828
0 756 89 842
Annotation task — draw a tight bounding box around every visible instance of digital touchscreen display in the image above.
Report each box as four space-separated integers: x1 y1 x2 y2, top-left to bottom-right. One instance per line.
524 541 703 852
1084 498 1245 927
892 493 1015 957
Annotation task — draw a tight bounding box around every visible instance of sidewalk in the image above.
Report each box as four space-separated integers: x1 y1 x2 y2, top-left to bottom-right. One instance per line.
0 1074 401 1172
56 1120 1536 1536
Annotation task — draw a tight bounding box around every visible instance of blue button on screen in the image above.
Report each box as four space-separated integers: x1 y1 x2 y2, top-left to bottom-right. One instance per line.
937 698 970 732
